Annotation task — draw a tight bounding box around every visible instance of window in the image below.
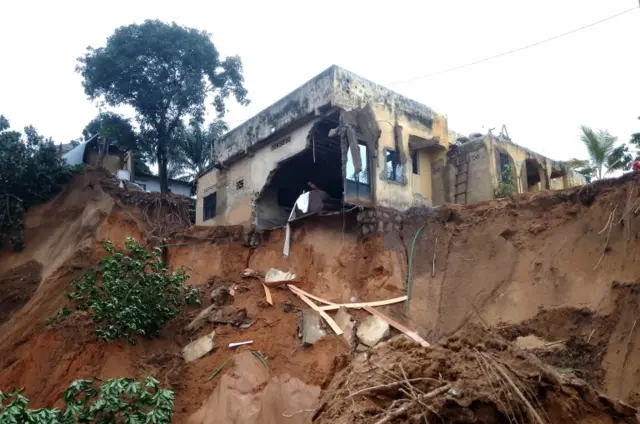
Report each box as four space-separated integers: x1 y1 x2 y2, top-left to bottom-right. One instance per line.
203 192 217 221
410 150 419 175
236 179 244 190
499 152 510 179
346 143 370 185
384 148 405 183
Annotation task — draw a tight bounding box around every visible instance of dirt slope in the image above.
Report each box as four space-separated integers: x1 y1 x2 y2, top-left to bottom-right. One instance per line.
1 170 640 422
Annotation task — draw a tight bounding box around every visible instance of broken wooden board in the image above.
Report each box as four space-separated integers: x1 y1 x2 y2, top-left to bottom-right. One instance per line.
288 286 343 336
287 284 338 306
317 296 408 311
363 306 430 348
261 282 273 305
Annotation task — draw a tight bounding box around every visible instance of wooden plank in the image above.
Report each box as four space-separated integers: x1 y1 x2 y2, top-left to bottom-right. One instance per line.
363 306 430 348
287 284 338 306
317 296 408 311
289 287 343 336
261 282 273 305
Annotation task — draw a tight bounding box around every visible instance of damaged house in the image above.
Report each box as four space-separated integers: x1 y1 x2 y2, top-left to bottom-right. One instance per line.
196 65 584 229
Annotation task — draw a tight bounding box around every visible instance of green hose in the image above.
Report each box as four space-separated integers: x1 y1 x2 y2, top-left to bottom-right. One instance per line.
405 225 426 316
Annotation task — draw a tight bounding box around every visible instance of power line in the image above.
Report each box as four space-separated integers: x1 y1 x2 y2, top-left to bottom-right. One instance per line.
388 5 639 86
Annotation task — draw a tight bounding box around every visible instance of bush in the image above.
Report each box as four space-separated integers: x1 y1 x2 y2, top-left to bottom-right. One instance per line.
0 376 174 423
0 115 78 250
495 164 515 198
65 237 200 343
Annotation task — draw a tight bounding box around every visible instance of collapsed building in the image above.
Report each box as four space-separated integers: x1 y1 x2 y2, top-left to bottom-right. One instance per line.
195 65 585 228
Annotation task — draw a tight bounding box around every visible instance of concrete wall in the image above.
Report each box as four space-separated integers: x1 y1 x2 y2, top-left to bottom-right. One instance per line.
446 136 586 204
86 151 122 174
196 119 319 226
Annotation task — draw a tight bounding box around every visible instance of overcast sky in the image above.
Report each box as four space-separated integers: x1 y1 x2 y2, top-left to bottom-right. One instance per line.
1 0 638 162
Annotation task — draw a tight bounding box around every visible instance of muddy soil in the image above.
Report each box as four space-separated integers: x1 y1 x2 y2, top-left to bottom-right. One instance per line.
0 170 639 422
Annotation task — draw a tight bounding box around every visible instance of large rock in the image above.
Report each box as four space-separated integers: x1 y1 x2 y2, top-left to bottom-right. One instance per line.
357 315 390 347
301 309 326 345
183 330 216 363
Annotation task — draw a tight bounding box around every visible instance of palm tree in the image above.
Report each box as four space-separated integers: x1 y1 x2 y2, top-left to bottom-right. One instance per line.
574 126 617 180
169 120 228 182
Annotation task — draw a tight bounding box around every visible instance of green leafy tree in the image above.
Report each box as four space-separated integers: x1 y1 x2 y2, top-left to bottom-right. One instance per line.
77 20 249 192
82 112 152 174
64 237 200 343
0 376 174 423
169 119 228 183
0 115 76 250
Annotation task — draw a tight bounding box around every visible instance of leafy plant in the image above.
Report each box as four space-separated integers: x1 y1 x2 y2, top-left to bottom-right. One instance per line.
568 126 634 182
0 376 174 423
495 164 515 198
65 237 200 343
0 115 77 250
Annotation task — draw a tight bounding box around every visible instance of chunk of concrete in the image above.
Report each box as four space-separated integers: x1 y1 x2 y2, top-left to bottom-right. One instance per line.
334 307 354 345
357 315 390 347
185 304 216 332
301 309 326 345
183 330 216 363
210 286 231 306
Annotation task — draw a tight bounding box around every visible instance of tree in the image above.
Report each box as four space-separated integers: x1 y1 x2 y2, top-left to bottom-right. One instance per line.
0 115 75 250
169 119 228 182
77 20 249 192
82 112 152 174
568 126 633 182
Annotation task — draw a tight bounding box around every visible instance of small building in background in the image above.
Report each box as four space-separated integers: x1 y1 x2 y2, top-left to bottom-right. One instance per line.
132 172 192 196
61 134 125 174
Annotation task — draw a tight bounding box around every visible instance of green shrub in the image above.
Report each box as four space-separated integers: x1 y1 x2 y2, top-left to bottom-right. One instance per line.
65 237 200 344
0 376 174 423
495 164 515 198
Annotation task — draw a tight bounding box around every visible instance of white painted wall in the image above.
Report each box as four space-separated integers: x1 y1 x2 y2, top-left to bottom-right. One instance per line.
134 176 192 197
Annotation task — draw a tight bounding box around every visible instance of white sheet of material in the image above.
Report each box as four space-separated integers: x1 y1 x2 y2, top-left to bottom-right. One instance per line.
283 191 309 257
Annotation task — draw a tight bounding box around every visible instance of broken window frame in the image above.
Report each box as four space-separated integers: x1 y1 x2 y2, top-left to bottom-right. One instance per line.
346 142 372 200
203 192 217 221
384 148 405 184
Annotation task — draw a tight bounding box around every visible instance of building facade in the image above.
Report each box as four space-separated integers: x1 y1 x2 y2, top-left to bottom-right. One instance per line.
196 66 584 229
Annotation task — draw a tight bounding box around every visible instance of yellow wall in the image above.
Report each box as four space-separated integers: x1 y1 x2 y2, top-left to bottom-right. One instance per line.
372 108 451 210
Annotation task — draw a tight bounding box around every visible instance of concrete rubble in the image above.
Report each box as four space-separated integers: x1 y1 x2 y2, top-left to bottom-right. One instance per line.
334 307 354 345
183 330 216 363
356 315 390 347
300 309 326 345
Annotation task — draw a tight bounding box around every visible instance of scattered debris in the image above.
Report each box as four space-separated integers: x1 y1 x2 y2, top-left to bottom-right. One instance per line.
185 304 216 332
210 285 231 306
182 330 216 363
301 309 327 345
356 315 390 347
283 299 293 313
288 286 343 336
209 306 254 328
264 268 296 285
228 340 253 348
516 334 565 351
363 306 430 348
